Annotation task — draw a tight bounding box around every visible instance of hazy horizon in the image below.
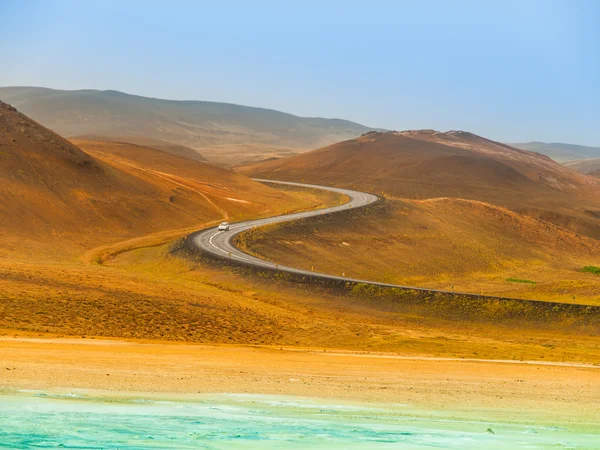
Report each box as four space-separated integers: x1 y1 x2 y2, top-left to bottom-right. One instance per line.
2 0 599 145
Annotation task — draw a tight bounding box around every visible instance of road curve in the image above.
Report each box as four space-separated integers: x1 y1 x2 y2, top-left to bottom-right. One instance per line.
189 179 377 279
186 179 600 312
189 179 462 295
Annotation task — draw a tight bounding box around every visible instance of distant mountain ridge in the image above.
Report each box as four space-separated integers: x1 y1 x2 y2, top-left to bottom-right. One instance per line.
0 86 376 166
510 141 600 163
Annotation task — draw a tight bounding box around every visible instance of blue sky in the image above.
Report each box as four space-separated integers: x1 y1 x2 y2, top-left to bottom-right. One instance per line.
1 0 598 144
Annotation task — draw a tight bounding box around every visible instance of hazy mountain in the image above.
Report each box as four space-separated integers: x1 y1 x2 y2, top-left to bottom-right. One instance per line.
0 86 375 166
510 141 600 163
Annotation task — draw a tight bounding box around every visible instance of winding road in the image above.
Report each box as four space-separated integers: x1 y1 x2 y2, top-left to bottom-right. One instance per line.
189 179 377 280
188 179 457 294
186 180 600 304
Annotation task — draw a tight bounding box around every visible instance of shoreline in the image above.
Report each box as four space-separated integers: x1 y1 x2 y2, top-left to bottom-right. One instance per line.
1 387 598 436
1 337 599 429
3 389 598 449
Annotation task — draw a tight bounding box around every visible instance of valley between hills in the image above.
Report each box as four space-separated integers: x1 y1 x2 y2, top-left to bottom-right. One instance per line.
2 97 600 349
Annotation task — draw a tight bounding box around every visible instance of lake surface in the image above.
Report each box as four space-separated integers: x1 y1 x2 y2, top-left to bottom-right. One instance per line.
0 391 597 449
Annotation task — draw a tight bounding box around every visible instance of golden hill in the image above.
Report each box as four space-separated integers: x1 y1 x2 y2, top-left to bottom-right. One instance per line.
1 105 599 362
238 130 600 238
71 134 208 162
237 197 600 304
0 102 322 258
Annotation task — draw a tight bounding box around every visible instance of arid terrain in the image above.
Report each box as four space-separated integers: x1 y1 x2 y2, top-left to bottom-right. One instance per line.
1 103 598 348
0 100 337 259
3 2 600 446
239 131 600 238
0 101 351 346
1 101 600 432
72 134 209 162
236 198 600 304
238 130 600 304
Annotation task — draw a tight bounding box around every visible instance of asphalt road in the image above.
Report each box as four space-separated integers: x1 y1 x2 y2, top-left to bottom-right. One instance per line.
189 179 379 280
189 179 458 293
186 179 599 310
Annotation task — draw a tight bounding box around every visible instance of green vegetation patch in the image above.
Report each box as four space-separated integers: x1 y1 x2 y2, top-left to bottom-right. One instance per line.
506 278 537 284
583 266 600 275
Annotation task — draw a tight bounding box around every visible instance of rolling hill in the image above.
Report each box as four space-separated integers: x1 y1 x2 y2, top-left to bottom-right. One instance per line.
510 141 600 162
2 103 599 357
1 100 379 351
563 157 600 175
71 134 208 162
240 196 600 304
238 130 600 304
238 130 600 238
0 86 375 166
0 100 320 258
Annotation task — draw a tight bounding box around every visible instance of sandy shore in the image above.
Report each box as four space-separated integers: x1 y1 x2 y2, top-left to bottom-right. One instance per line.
1 338 599 428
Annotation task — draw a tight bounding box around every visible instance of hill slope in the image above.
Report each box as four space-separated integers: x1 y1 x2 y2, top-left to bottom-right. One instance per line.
238 130 600 238
0 86 375 166
563 157 600 175
71 134 208 162
510 141 600 162
241 197 600 304
0 101 320 257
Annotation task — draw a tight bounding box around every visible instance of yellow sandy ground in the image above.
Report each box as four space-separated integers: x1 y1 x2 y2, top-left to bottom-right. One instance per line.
1 338 599 428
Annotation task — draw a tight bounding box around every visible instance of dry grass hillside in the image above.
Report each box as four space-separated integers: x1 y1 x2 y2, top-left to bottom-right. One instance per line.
239 130 600 239
0 101 330 259
4 242 600 363
237 130 600 304
1 105 599 363
238 198 600 304
72 134 208 162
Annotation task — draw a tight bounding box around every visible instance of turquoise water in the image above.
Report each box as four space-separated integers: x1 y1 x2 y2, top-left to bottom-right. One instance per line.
0 391 597 449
